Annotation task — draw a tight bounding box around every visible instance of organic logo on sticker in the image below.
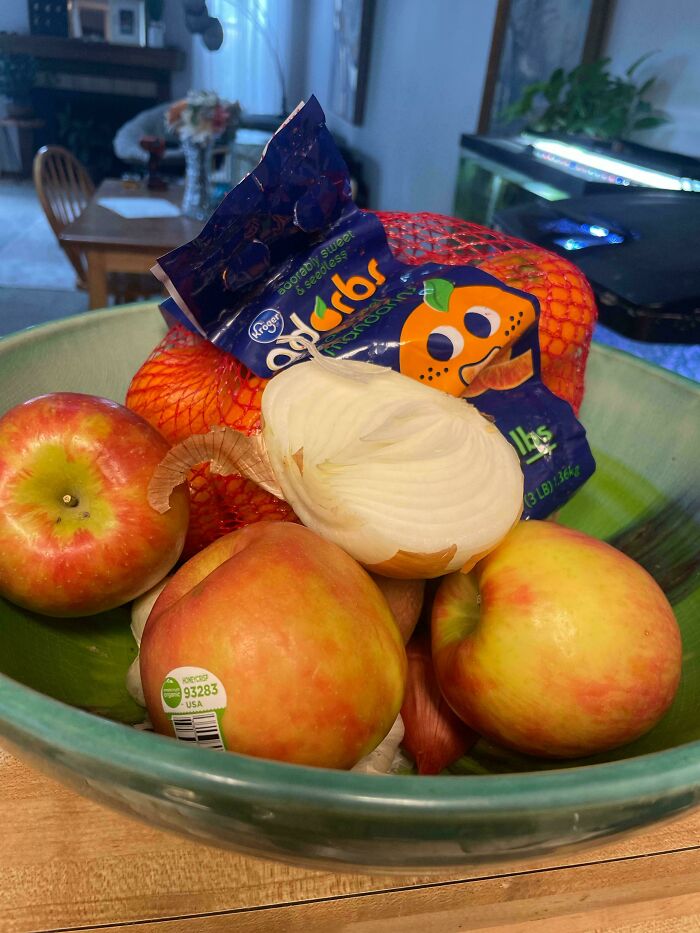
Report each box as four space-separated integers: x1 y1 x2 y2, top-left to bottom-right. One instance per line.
249 308 284 343
162 676 182 709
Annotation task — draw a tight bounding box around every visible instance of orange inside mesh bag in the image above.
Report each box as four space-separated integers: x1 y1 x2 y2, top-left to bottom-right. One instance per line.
126 327 296 558
127 212 597 557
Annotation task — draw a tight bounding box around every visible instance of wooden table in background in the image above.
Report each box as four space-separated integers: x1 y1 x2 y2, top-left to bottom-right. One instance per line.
2 747 700 932
59 180 203 310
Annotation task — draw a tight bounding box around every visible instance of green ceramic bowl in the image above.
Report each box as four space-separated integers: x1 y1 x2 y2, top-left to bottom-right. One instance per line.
0 304 698 872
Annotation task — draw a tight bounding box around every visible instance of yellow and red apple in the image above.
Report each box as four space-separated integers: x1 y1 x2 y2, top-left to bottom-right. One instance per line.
140 521 407 769
432 521 682 758
0 393 189 617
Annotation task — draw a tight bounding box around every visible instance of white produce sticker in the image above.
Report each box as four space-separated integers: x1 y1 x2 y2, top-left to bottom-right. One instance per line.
160 666 227 751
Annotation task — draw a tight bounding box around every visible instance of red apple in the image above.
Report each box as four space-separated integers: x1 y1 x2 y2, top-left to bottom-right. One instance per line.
0 393 189 617
140 522 407 769
432 521 682 758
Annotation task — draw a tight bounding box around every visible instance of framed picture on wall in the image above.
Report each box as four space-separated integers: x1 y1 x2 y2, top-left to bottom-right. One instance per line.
478 0 613 135
110 0 147 46
329 0 376 125
69 0 111 41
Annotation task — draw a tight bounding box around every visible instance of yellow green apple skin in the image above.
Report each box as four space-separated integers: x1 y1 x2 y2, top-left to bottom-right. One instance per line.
432 521 682 759
0 393 189 617
140 522 407 769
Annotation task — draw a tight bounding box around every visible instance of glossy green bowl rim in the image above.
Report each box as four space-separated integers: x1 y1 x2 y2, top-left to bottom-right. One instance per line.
3 673 700 813
1 313 699 816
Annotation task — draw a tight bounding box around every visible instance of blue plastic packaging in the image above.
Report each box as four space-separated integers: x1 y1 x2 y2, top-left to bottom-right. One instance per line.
155 97 595 519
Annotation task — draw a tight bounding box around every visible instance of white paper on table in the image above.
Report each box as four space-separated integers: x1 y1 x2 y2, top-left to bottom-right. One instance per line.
98 197 181 219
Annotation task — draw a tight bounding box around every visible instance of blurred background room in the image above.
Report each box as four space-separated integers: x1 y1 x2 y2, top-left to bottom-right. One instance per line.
0 0 697 379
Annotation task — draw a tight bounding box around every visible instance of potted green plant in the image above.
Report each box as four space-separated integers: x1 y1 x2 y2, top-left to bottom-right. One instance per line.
146 0 166 48
0 50 37 118
503 54 668 148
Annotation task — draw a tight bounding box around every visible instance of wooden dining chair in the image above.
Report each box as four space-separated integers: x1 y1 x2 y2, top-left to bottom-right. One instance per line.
33 145 95 290
33 145 162 305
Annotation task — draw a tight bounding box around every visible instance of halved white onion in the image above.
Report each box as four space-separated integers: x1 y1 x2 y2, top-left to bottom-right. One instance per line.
148 357 524 578
261 358 523 577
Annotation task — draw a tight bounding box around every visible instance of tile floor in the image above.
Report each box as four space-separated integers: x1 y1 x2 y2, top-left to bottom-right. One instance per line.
0 285 88 337
0 179 697 381
0 179 88 337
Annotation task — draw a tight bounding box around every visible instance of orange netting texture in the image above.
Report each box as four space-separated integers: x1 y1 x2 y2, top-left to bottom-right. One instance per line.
127 212 597 557
126 326 296 558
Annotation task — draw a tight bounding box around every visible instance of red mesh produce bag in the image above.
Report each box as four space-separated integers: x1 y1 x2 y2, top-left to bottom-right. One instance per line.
127 212 596 556
126 326 296 558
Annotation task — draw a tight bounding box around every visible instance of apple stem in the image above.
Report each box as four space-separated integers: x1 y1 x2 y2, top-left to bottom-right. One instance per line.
62 494 79 508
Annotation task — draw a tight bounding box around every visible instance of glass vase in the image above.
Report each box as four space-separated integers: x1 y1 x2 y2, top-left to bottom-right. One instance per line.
181 138 213 221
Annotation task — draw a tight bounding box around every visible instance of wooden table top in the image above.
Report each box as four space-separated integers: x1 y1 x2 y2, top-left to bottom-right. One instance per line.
2 744 699 932
59 179 204 251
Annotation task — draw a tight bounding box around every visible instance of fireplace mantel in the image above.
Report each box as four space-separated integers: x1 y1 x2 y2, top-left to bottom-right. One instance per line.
0 33 188 177
0 34 186 101
0 34 184 71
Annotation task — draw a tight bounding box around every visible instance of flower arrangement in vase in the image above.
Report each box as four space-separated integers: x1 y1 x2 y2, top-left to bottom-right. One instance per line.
167 91 241 219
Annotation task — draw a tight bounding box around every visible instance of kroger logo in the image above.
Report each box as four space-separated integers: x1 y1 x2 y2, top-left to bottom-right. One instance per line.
248 308 284 344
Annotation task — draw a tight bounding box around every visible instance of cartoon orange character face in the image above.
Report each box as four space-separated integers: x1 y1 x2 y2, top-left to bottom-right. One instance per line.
398 278 538 396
